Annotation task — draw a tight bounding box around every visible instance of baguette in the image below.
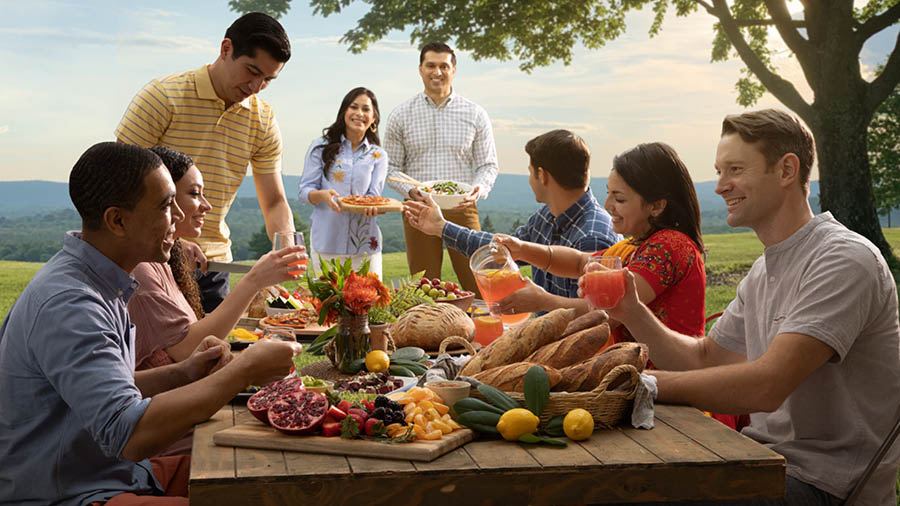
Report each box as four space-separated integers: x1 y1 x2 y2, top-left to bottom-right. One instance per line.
524 323 610 369
560 310 609 339
471 362 562 392
553 342 649 392
461 308 575 376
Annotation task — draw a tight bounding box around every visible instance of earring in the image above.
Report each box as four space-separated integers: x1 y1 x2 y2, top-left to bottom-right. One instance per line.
370 124 377 133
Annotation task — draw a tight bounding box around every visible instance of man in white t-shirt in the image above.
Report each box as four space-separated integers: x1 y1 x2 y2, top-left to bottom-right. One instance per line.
599 109 900 505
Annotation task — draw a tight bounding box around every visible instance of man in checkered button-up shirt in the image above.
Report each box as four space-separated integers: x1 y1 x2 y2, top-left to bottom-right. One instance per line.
404 129 619 316
385 42 499 296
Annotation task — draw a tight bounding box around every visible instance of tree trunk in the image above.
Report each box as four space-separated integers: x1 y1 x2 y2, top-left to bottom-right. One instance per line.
809 107 897 265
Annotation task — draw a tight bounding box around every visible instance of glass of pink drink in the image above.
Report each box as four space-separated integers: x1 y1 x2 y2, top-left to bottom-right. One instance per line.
582 256 625 309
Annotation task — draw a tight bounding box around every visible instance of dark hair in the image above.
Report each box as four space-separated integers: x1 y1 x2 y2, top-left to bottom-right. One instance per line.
148 146 204 318
226 12 291 63
524 129 590 190
419 42 456 66
69 142 162 230
612 142 703 250
315 87 381 179
149 146 194 183
721 109 815 189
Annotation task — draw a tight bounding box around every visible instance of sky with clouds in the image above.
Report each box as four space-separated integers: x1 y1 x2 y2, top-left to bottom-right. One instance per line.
0 0 895 185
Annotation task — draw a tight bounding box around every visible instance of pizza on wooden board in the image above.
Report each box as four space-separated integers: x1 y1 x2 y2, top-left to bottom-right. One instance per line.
261 308 318 329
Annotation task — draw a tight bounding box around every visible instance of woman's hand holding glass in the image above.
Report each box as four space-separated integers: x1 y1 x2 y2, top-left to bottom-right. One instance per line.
580 256 626 310
268 231 309 279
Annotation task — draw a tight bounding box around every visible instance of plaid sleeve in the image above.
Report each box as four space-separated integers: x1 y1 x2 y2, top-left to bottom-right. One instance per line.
251 110 282 175
471 106 499 193
114 79 171 147
442 221 494 257
384 109 412 197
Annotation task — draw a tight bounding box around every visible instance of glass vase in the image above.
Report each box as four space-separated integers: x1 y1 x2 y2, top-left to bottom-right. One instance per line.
334 312 371 374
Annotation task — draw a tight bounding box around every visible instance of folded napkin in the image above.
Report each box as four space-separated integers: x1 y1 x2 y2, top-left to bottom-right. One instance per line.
416 353 467 387
630 373 658 429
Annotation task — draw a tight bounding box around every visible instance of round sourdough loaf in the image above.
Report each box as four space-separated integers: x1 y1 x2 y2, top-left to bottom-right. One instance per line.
390 303 475 350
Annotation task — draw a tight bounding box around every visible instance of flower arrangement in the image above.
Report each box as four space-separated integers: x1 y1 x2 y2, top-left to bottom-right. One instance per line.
305 256 391 326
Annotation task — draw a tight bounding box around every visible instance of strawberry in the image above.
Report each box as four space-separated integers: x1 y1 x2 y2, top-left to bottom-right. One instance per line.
364 417 380 437
321 421 341 437
348 408 369 420
364 400 376 413
327 405 347 421
349 412 366 429
337 400 352 414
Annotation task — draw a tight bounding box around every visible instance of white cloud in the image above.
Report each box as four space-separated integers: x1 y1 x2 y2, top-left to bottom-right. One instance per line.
492 118 601 136
0 27 214 53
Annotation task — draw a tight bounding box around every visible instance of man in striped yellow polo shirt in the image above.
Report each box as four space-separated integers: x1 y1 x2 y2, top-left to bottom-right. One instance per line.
116 12 294 312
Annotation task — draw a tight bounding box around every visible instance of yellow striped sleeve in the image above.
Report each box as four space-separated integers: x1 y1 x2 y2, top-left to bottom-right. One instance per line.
115 79 171 147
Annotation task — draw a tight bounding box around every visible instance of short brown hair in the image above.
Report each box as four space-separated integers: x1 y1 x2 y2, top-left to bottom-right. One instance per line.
524 129 590 190
721 109 815 188
419 42 456 66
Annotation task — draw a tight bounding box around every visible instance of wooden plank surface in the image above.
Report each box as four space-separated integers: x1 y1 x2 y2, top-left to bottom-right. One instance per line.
463 438 541 470
190 405 235 480
214 420 475 462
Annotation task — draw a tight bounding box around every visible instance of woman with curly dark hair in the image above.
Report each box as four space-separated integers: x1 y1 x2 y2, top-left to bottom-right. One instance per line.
298 87 387 278
128 146 306 369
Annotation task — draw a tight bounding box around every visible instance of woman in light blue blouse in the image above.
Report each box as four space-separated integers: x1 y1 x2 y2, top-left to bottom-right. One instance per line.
299 87 388 278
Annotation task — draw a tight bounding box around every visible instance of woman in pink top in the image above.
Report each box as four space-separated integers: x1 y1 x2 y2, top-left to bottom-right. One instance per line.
128 146 307 371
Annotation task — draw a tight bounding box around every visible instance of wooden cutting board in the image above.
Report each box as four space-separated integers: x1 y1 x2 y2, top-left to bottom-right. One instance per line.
213 422 475 462
340 197 403 214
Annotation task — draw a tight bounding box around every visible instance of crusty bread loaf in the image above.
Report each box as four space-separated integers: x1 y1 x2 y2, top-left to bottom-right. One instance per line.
459 308 575 376
560 310 609 339
390 304 475 350
471 362 562 392
553 342 648 392
524 323 610 369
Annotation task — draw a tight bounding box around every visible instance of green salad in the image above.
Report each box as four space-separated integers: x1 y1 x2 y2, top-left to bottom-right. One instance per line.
420 181 467 195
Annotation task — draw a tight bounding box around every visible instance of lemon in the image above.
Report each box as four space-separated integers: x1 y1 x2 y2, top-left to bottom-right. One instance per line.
496 408 540 441
365 350 390 373
563 408 594 441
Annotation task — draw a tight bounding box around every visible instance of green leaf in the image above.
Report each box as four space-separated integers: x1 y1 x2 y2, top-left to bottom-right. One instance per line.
544 414 566 437
518 433 541 444
523 365 550 417
518 433 567 446
340 415 359 439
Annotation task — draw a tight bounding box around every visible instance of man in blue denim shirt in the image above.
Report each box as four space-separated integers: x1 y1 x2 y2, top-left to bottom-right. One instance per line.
0 142 301 505
404 129 618 316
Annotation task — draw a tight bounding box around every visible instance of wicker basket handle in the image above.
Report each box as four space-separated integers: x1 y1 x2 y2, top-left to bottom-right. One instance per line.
592 364 641 399
439 336 477 355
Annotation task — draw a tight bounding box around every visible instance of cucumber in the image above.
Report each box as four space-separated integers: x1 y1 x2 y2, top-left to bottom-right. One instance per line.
390 358 428 368
391 347 426 362
389 365 416 377
457 410 502 427
477 384 521 412
453 397 505 416
457 411 502 433
390 360 427 375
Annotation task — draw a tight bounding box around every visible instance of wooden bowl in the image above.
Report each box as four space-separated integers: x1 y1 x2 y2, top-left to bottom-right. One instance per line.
434 292 475 312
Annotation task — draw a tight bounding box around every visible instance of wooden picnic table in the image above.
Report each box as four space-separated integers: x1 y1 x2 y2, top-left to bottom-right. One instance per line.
189 403 784 505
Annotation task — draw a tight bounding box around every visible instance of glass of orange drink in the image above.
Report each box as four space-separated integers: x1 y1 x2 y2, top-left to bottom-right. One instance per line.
469 243 530 324
273 231 307 276
582 256 625 309
472 302 504 346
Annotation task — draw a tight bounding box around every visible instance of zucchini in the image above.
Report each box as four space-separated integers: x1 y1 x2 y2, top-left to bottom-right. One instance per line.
477 384 521 412
452 397 505 416
391 347 426 362
523 365 550 417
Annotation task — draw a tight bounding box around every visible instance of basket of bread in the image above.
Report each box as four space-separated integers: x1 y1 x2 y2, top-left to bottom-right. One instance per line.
457 308 647 429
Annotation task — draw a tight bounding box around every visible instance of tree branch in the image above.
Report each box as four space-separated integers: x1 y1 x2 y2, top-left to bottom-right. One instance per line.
763 0 812 66
867 28 900 115
734 19 806 27
857 2 900 42
710 0 813 120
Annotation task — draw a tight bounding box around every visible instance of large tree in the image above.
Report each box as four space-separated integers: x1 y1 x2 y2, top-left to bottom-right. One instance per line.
234 0 900 263
868 69 900 227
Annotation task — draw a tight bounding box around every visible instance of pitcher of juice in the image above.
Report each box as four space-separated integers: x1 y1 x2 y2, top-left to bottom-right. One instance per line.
469 243 530 324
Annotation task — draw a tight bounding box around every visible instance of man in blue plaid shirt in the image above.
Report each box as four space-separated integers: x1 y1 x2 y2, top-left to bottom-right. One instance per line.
404 129 619 316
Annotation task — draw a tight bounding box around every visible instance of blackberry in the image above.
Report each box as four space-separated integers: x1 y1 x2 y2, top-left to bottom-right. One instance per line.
370 407 387 420
374 395 390 409
388 410 404 424
387 400 403 412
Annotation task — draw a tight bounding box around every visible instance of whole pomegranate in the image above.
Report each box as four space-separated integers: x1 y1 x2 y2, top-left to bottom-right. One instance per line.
247 377 305 425
268 390 329 435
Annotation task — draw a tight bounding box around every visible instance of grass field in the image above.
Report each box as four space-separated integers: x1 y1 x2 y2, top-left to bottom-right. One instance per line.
3 229 899 320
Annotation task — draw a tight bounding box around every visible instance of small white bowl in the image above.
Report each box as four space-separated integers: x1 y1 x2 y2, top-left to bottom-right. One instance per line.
419 180 475 210
425 380 471 409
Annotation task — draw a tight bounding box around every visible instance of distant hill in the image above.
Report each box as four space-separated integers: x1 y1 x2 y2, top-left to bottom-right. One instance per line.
0 174 820 217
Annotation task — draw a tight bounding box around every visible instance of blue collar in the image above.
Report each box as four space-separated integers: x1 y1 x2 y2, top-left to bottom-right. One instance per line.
554 188 595 229
341 134 370 153
63 231 139 301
